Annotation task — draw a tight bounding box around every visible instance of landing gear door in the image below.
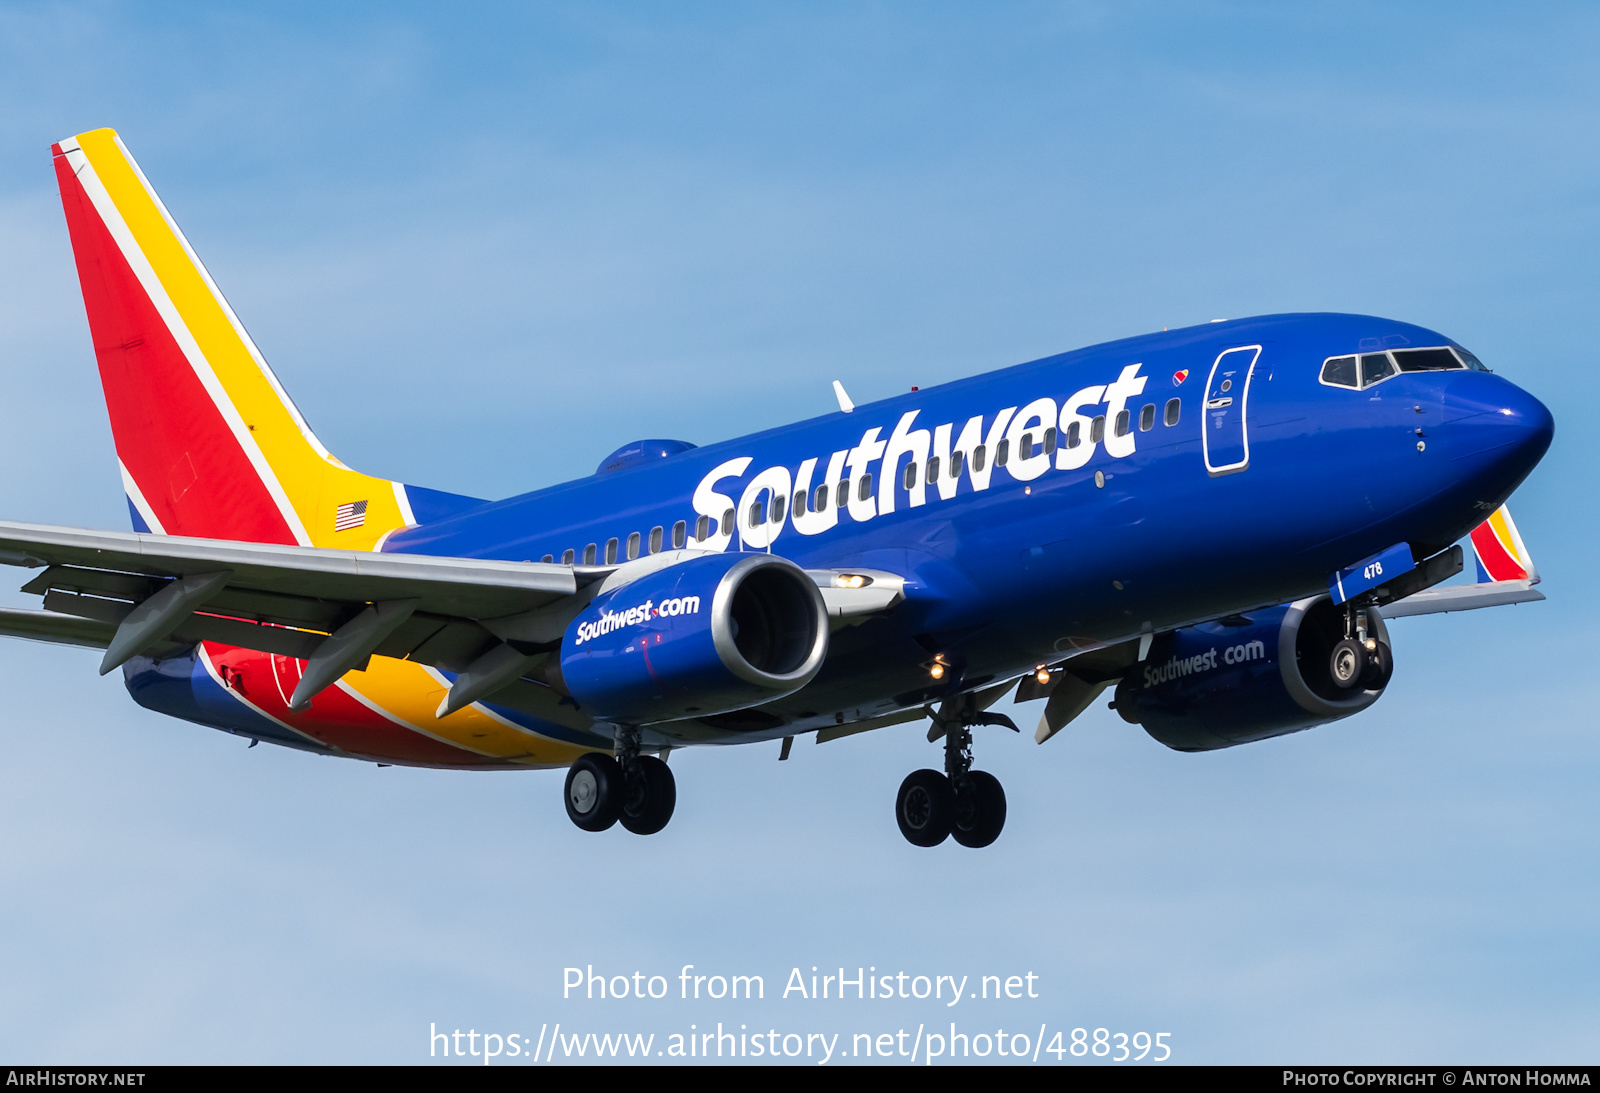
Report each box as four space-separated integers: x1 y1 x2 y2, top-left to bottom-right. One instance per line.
1202 344 1262 476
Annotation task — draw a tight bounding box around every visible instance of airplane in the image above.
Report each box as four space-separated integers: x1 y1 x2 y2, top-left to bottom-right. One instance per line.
0 128 1552 848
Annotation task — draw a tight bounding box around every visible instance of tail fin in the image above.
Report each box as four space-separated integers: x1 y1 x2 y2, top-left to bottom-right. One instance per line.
52 128 413 549
1469 504 1539 584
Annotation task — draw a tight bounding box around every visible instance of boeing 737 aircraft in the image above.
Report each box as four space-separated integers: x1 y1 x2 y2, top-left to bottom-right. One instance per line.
1 129 1552 848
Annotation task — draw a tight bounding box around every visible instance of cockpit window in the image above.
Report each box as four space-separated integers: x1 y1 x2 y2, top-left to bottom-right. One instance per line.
1360 353 1396 385
1321 345 1479 391
1320 356 1358 388
1393 348 1466 373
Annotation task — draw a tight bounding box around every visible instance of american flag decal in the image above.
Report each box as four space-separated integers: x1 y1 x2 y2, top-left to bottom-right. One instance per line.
334 500 368 532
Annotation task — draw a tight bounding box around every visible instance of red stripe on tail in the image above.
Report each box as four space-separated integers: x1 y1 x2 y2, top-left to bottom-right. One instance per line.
55 152 295 544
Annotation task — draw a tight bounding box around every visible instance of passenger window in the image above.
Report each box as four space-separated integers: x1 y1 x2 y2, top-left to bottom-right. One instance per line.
672 521 687 549
722 508 735 535
973 445 986 472
1043 426 1057 454
1393 348 1465 372
949 451 964 478
584 543 597 565
1139 404 1155 432
748 500 765 528
627 532 641 560
902 461 917 490
814 484 829 512
771 494 786 523
1320 356 1358 388
837 479 850 504
857 473 873 501
541 554 553 564
562 548 575 565
995 439 1010 467
1020 433 1033 460
1065 421 1081 448
604 538 618 565
1361 353 1397 385
793 489 807 516
1114 410 1130 437
649 526 663 554
926 456 941 484
1090 415 1105 443
695 515 710 541
1164 398 1180 426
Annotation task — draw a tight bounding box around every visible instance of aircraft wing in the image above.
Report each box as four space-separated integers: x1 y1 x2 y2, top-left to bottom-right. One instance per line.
1381 505 1544 618
0 520 903 715
1377 578 1542 618
0 518 588 712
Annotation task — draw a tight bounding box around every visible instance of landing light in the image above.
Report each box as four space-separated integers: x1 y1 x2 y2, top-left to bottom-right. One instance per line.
929 664 946 680
834 573 871 589
1035 666 1051 685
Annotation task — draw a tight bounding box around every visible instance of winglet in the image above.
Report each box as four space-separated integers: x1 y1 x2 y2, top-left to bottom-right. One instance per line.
1469 504 1538 584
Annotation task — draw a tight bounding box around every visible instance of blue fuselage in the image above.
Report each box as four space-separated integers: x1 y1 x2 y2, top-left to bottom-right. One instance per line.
385 313 1553 742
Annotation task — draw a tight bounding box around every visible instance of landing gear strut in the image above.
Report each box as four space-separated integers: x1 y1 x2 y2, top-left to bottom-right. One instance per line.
895 695 1012 848
1329 600 1394 691
562 726 676 835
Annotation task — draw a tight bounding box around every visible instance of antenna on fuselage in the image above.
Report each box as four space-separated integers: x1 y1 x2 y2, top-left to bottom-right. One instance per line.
832 380 855 413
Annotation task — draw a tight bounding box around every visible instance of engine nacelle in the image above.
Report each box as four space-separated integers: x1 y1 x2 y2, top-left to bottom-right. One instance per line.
1113 596 1390 752
560 552 829 726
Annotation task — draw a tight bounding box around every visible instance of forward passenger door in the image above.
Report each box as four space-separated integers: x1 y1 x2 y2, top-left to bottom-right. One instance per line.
1202 345 1262 476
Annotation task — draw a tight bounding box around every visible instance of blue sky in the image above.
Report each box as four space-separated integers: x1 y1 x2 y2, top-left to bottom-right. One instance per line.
0 1 1596 1064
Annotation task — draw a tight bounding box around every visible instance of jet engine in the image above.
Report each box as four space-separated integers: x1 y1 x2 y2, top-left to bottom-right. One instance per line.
560 552 829 725
1112 596 1391 752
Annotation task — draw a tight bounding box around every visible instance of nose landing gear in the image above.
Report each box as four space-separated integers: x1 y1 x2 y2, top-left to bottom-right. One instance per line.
1329 603 1394 691
894 695 1014 848
562 726 677 835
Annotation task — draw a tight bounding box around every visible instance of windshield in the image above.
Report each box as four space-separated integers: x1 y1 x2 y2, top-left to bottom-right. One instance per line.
1319 346 1484 390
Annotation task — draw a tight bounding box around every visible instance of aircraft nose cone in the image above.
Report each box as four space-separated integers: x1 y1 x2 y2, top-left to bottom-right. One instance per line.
1439 375 1554 481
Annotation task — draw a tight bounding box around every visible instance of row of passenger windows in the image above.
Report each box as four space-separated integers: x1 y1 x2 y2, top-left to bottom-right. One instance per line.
544 515 739 565
1320 346 1486 390
542 521 692 566
540 397 1184 564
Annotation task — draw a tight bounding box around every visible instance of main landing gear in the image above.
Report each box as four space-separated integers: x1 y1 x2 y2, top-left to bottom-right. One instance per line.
895 695 1015 849
564 726 676 835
